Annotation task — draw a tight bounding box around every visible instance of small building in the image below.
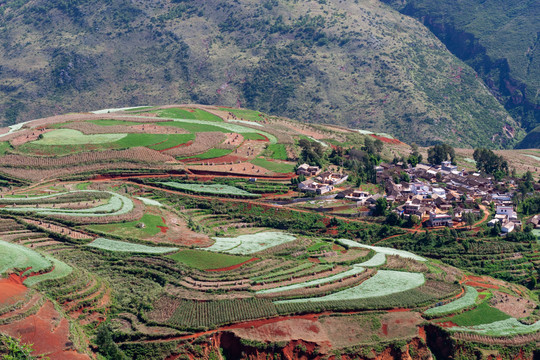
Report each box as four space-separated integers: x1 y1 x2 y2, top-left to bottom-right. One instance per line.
528 214 540 229
297 163 321 176
298 179 334 195
502 222 515 233
441 161 458 172
345 190 371 202
428 212 453 227
316 172 349 186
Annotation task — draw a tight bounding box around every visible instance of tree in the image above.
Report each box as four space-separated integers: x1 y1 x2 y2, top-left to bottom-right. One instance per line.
363 137 375 154
373 197 388 216
373 139 384 154
95 323 127 360
427 143 455 165
1 335 39 360
473 148 509 176
407 143 423 167
385 211 401 226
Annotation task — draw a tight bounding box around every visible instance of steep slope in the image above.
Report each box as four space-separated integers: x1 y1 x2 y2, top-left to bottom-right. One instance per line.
0 0 520 147
383 0 540 139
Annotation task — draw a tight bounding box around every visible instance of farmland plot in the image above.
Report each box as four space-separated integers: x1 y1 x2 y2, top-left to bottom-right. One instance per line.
33 129 127 145
357 252 386 267
24 255 72 286
86 238 178 254
256 266 366 294
424 286 478 316
135 197 164 207
0 240 51 276
159 182 259 197
0 191 134 218
275 270 425 304
449 318 540 336
337 239 426 262
203 232 296 255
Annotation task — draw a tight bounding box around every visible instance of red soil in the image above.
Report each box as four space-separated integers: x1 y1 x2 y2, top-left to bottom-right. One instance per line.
157 226 169 233
382 323 388 335
0 274 27 304
418 326 426 341
370 134 404 145
0 301 90 359
386 308 411 313
206 258 260 272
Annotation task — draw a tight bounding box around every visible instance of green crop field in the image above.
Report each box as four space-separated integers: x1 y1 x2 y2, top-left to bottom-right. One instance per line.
87 119 141 126
167 249 253 270
424 286 478 316
0 240 52 276
146 134 194 151
86 238 178 254
179 148 232 160
87 213 166 238
265 144 287 160
440 302 510 326
159 182 259 197
24 255 72 286
158 121 230 134
250 158 295 173
156 108 223 122
242 133 266 141
33 129 127 145
0 141 11 155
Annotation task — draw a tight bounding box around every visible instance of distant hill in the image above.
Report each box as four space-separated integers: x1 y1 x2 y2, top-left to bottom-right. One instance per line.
516 125 540 149
383 0 540 138
0 0 522 148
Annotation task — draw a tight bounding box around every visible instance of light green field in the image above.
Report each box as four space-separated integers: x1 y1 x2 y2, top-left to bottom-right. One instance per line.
159 182 259 197
250 158 295 173
167 249 253 270
86 238 178 254
242 133 266 141
34 129 127 145
424 286 478 316
87 213 166 238
0 141 11 155
218 108 265 122
156 108 223 122
0 240 52 276
87 119 141 126
24 255 72 286
203 232 296 255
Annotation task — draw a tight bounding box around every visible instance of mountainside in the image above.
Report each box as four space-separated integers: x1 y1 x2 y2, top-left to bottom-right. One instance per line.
0 0 521 148
383 0 540 146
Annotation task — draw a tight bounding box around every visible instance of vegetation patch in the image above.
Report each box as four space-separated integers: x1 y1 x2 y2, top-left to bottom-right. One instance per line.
440 302 511 327
156 108 223 122
0 240 51 276
203 232 296 255
87 213 166 238
33 129 127 145
167 249 253 270
158 182 259 197
449 318 540 336
24 255 72 286
424 286 478 316
179 148 232 160
86 238 178 254
265 144 288 160
276 270 425 304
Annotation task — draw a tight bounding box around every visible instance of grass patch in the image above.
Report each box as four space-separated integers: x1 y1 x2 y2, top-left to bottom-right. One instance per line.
265 144 287 160
147 134 195 151
441 302 511 326
87 213 165 238
0 141 11 155
178 148 232 160
157 108 223 122
75 182 91 190
250 158 295 173
167 249 252 270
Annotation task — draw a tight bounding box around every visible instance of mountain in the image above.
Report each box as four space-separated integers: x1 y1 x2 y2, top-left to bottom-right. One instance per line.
383 0 540 147
0 0 522 148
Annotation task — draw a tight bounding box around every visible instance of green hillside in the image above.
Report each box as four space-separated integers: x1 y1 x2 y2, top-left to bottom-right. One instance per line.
0 0 522 148
383 0 539 136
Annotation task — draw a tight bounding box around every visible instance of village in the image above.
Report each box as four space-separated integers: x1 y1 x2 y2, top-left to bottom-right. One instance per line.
295 160 538 235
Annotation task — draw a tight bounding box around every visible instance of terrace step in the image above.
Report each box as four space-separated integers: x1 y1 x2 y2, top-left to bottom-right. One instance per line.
0 293 43 325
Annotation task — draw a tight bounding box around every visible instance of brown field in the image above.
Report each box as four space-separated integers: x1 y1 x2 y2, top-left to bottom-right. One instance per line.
63 122 189 135
187 162 275 177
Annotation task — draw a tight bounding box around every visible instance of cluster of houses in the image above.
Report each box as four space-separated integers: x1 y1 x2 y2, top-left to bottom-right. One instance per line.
295 160 533 234
297 164 348 194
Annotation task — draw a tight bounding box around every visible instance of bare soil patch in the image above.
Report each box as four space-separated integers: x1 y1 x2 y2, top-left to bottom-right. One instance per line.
491 291 536 318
